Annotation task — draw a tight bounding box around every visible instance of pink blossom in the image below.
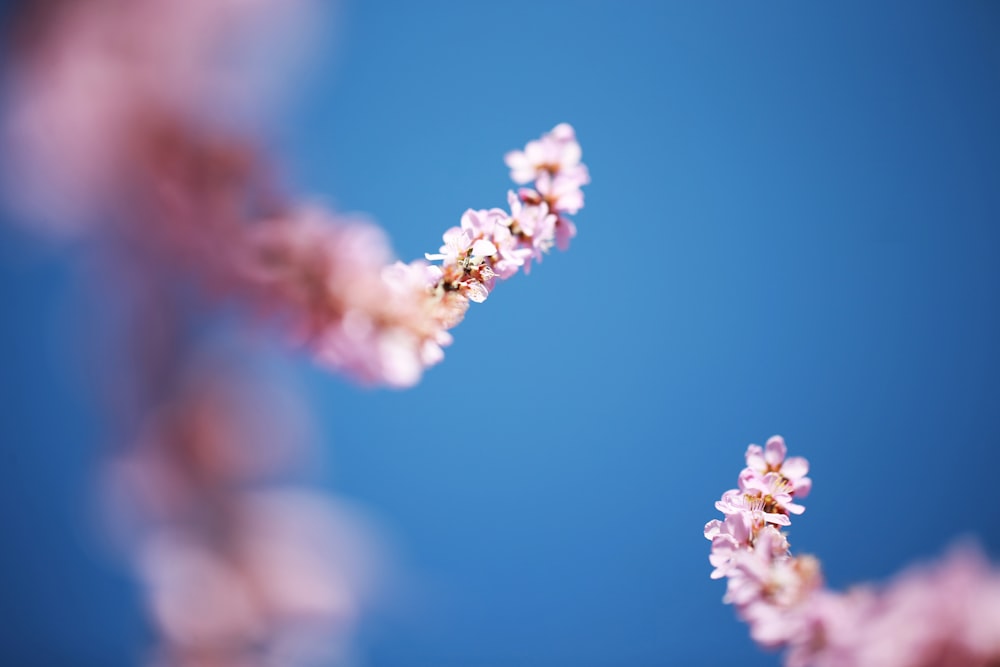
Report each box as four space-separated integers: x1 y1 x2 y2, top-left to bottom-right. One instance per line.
460 207 510 240
427 208 505 270
489 222 532 279
427 227 496 269
723 527 789 606
504 122 589 186
536 170 587 215
705 512 752 579
506 191 558 271
715 488 791 527
745 435 812 498
740 471 806 517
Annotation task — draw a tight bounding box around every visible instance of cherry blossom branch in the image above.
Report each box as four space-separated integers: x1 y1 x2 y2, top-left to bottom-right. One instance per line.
234 124 589 387
707 437 1000 667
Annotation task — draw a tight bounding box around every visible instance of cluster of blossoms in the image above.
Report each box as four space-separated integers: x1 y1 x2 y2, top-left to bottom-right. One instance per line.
424 121 588 301
708 437 1000 667
242 123 588 387
705 436 820 654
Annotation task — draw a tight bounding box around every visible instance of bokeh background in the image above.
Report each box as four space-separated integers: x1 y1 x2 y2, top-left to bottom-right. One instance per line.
2 1 999 665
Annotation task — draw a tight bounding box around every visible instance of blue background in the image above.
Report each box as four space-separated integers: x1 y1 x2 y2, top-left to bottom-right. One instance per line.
2 1 1000 665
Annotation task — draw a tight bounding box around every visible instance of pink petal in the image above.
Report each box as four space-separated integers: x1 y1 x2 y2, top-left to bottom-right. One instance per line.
471 239 497 257
555 189 584 215
420 340 444 366
504 151 535 184
462 281 489 303
551 123 576 142
782 456 809 479
764 436 787 467
725 513 751 544
738 468 758 491
764 512 790 526
555 217 576 251
745 445 766 471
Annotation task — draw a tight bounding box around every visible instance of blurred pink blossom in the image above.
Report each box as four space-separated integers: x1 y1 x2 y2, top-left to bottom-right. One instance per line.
1 0 322 233
504 122 589 188
107 367 386 667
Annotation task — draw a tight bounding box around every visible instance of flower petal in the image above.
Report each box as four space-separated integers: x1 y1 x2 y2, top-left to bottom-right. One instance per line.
745 445 766 471
782 456 809 479
471 239 497 258
765 436 787 467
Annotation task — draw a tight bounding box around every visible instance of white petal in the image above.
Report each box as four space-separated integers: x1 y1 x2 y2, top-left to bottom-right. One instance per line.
471 239 497 257
462 281 489 303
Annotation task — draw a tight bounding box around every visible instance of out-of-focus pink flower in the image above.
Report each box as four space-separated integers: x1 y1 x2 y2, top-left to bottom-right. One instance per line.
506 191 557 270
1 0 322 233
459 207 510 241
705 512 752 579
243 207 467 388
504 122 589 186
489 222 531 279
515 185 580 255
811 547 1000 667
535 171 586 215
723 526 783 606
138 491 382 667
499 124 589 258
108 366 387 667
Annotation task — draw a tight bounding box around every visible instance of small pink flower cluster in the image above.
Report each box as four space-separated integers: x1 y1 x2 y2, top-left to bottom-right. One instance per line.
423 123 589 302
708 438 1000 667
705 436 821 652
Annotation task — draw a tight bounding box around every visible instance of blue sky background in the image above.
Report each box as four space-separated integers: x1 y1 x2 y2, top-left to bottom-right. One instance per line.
2 1 1000 665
